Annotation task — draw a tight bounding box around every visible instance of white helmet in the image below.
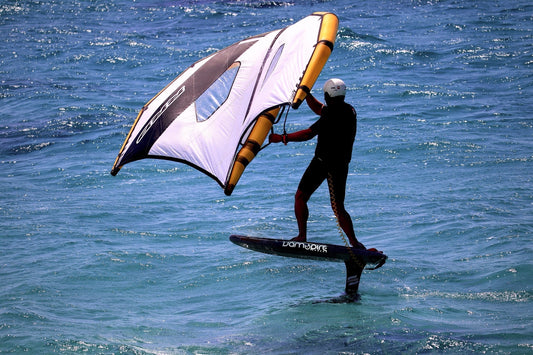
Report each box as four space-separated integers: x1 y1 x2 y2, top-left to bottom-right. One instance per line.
323 78 346 98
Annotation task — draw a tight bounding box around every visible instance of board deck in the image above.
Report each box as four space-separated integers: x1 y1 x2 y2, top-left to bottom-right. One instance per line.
230 235 387 270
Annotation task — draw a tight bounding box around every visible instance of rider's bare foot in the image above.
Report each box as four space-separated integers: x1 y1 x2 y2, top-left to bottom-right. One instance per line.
351 240 366 250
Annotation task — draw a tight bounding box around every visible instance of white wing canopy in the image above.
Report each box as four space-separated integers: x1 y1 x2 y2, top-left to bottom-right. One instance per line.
111 12 338 194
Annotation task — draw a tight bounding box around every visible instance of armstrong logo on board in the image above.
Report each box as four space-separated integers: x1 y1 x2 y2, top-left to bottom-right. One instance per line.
282 241 328 253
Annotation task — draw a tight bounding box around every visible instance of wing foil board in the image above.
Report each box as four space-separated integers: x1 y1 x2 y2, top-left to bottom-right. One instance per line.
230 235 387 296
229 235 387 266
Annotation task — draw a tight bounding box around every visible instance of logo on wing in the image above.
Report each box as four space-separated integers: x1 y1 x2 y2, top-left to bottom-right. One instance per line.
136 86 185 144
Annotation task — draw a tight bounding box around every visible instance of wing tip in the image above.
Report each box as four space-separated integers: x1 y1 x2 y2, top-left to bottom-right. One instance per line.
224 184 235 196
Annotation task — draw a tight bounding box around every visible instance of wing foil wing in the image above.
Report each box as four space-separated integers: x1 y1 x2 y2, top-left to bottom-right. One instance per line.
111 12 338 194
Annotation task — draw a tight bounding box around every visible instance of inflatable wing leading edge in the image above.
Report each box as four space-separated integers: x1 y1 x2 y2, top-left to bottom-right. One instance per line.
111 12 338 195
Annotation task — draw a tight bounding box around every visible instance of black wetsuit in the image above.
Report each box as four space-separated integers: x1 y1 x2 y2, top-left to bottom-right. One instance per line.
298 102 357 204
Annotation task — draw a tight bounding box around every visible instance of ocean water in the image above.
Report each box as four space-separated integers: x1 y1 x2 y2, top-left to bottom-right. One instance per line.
1 0 532 353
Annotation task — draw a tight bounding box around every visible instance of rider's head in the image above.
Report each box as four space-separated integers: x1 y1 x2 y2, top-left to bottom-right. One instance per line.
323 78 346 106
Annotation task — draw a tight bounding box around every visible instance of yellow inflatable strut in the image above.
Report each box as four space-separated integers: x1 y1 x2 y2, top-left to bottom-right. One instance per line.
224 107 280 195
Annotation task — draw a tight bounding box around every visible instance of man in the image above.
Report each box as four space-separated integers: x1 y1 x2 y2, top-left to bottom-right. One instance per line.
269 78 365 249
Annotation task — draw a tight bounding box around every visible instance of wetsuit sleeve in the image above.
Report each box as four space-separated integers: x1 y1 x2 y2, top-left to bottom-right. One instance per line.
305 94 324 115
285 128 315 142
269 126 317 145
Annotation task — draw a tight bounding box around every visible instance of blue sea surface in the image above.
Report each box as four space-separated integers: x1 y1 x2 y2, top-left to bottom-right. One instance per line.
1 0 532 353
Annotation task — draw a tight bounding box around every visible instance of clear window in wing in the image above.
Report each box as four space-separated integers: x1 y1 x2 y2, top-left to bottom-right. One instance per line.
196 63 240 122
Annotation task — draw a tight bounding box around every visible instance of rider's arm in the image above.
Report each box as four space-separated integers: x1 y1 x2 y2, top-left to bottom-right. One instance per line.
269 128 316 145
306 94 324 115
